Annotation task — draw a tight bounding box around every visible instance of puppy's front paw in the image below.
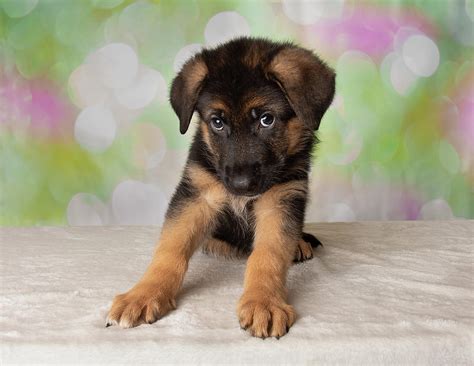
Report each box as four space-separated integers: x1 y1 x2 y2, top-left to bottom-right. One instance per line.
106 282 176 328
238 296 296 338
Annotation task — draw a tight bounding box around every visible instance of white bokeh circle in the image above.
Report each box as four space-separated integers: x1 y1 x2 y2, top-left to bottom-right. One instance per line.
148 149 189 199
204 12 250 47
390 56 418 95
326 203 356 222
68 64 110 109
438 140 460 175
327 126 363 165
114 66 165 110
418 199 454 220
132 123 167 170
67 193 107 226
173 43 203 72
282 0 345 25
380 51 398 89
402 35 440 77
393 27 421 53
112 180 168 225
74 106 117 153
87 43 139 89
1 0 38 18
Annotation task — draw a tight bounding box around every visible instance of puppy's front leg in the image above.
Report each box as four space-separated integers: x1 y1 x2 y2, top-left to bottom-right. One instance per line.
107 165 226 328
238 181 307 338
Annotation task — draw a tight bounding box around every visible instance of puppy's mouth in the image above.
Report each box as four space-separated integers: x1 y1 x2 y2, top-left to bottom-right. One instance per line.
218 173 267 197
224 184 263 197
229 190 261 198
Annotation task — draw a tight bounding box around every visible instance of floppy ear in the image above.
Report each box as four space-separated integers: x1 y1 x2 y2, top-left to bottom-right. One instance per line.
267 47 335 130
170 55 208 134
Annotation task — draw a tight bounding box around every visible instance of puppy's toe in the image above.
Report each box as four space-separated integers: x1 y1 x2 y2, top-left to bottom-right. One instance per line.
293 239 314 263
106 283 176 329
238 298 295 339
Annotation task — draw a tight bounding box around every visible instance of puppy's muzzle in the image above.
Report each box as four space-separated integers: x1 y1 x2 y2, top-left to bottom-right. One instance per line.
223 163 261 196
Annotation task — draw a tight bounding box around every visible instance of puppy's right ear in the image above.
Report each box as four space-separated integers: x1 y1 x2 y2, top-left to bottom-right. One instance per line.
266 46 335 131
170 55 208 134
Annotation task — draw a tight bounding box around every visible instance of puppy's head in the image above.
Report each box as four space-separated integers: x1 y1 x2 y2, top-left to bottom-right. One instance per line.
170 37 335 196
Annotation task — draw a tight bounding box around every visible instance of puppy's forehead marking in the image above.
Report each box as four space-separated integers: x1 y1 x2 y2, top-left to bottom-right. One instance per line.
243 95 271 111
208 100 229 113
242 89 293 117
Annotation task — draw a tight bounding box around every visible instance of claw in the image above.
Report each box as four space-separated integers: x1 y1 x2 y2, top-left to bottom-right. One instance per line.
302 232 323 248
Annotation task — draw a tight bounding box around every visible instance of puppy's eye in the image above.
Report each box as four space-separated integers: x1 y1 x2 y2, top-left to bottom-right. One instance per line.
210 117 224 131
259 113 275 128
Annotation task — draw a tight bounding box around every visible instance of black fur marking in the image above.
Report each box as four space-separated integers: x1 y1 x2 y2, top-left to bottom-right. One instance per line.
280 193 307 240
212 204 255 255
302 232 323 248
165 175 199 219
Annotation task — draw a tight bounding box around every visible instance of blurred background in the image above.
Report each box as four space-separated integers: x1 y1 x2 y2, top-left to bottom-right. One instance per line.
0 0 473 226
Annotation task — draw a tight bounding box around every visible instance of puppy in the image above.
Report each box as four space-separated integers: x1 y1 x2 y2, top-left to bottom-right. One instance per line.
106 37 335 338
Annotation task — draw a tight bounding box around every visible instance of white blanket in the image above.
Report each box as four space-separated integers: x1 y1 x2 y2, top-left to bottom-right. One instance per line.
1 221 473 365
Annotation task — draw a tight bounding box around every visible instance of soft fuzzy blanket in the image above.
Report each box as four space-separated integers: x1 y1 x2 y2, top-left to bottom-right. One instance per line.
1 221 473 365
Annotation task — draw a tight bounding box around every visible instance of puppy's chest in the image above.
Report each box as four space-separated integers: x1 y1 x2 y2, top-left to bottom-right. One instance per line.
213 196 256 250
228 196 255 221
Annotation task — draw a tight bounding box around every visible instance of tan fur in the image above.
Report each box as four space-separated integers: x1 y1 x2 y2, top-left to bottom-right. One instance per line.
242 42 263 69
208 100 229 112
200 123 215 156
269 48 303 81
242 95 270 111
183 57 208 97
294 239 313 262
202 236 314 263
110 38 333 339
107 164 227 328
202 238 246 259
267 47 335 130
237 181 307 338
287 117 305 155
228 194 256 218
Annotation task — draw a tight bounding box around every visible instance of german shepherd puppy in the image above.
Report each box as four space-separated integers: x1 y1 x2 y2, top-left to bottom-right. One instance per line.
106 37 335 338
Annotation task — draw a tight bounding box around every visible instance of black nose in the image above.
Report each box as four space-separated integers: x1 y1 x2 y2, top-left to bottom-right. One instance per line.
224 163 260 195
230 175 251 192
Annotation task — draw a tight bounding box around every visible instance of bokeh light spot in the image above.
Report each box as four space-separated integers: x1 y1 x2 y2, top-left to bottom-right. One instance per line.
68 64 110 109
282 0 345 25
402 35 440 77
7 12 47 50
438 140 460 175
393 26 421 53
204 11 250 47
112 180 167 225
327 203 356 222
114 66 165 110
173 43 203 73
87 43 139 89
132 123 167 170
74 106 117 153
418 199 454 220
390 56 418 95
67 193 107 226
2 0 38 18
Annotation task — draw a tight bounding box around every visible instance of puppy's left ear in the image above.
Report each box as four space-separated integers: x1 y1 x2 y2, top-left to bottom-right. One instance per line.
170 55 208 134
267 46 335 130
